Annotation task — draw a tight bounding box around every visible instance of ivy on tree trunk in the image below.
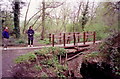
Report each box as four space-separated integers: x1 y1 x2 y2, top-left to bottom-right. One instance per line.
13 0 20 38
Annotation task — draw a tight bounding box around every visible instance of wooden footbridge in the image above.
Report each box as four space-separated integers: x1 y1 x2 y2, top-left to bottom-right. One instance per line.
49 31 96 48
48 31 100 63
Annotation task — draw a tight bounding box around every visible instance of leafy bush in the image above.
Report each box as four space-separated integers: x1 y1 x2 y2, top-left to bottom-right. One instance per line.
100 31 120 75
34 64 42 71
14 46 68 77
39 38 50 45
84 51 99 59
15 39 26 44
47 47 67 56
85 22 110 40
35 47 66 56
15 53 36 64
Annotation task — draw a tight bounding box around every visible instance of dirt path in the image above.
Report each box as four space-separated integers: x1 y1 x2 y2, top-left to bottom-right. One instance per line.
2 49 38 77
2 49 86 78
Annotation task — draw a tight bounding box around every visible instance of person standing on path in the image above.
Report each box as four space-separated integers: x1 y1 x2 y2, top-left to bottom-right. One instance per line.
26 26 34 47
2 27 9 50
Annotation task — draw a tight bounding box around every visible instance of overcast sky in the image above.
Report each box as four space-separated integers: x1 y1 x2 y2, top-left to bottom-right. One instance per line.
20 0 119 21
20 0 101 21
1 0 119 21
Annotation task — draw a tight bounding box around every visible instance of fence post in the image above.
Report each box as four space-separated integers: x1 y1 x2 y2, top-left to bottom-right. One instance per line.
49 33 51 43
83 32 86 44
52 34 54 47
63 33 66 47
93 31 96 44
73 32 76 46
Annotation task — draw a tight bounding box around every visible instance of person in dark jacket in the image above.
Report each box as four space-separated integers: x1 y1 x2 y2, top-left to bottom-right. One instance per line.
26 26 34 47
2 27 9 50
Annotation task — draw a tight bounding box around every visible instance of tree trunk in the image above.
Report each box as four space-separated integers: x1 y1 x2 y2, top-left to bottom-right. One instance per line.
41 0 45 40
13 0 20 38
81 1 89 31
23 0 31 34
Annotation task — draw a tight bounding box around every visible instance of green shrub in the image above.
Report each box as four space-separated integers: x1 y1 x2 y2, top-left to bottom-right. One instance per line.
34 64 42 71
100 32 120 75
15 39 26 44
39 38 50 45
84 51 99 59
15 53 36 64
47 47 67 56
34 47 66 57
85 23 110 40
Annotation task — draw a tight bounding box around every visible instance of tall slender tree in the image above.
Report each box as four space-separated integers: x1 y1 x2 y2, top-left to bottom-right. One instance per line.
81 1 89 31
13 0 20 38
41 0 45 40
23 0 31 34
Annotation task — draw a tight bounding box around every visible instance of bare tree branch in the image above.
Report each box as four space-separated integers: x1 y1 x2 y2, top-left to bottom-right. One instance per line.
23 0 31 34
26 9 42 26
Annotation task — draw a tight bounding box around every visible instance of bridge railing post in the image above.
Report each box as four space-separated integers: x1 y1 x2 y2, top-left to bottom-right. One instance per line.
63 33 66 47
77 32 80 43
52 34 54 47
73 32 76 46
59 33 62 44
83 32 86 44
93 31 96 44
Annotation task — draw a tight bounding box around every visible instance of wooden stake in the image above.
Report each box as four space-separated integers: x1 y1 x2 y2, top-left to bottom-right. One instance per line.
65 53 67 65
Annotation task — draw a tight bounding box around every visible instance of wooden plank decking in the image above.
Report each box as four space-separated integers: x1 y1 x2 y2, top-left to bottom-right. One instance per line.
0 41 101 50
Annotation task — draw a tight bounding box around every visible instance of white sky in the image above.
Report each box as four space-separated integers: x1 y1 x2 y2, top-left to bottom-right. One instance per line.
1 0 119 21
20 0 119 21
20 0 100 21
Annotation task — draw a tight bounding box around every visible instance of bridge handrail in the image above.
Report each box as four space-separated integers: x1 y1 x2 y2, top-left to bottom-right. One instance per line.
49 31 96 47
